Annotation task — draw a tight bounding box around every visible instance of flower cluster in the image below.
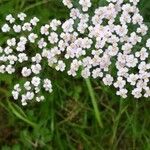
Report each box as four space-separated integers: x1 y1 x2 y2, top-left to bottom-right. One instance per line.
0 13 52 105
12 78 52 106
1 0 150 105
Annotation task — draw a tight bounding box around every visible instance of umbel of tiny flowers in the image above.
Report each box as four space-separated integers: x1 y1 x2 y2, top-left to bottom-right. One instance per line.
1 13 53 106
40 0 150 99
1 0 150 106
12 77 52 106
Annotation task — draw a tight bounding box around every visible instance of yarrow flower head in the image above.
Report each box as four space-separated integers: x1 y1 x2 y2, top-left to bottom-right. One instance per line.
1 13 52 105
1 0 150 106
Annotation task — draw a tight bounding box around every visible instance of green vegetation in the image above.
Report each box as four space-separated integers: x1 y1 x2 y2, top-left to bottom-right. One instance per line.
0 0 150 149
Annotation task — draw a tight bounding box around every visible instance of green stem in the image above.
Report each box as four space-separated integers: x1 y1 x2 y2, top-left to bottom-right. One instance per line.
85 78 103 128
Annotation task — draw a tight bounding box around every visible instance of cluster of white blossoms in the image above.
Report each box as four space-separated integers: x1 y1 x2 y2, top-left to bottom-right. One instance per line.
0 13 52 105
12 77 52 106
1 0 150 105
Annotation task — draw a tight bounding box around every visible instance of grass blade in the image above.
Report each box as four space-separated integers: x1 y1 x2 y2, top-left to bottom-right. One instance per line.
85 78 103 128
7 99 37 128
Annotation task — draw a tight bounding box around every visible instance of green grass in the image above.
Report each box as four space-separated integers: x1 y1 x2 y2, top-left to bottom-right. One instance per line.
0 0 150 149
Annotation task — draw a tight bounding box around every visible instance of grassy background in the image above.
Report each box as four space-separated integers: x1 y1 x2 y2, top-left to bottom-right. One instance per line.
0 0 150 149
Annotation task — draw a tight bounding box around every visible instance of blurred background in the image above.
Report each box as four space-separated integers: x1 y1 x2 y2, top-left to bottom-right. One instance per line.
0 0 150 149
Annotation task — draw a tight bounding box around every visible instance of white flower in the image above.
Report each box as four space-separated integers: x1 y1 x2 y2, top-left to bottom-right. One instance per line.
107 45 119 56
28 33 38 43
48 32 58 44
114 77 126 89
55 60 66 71
31 64 42 74
16 43 26 52
0 65 5 73
6 14 15 23
4 47 13 55
1 24 10 32
36 96 45 102
24 81 31 90
14 84 21 92
22 23 32 31
129 0 140 5
79 0 92 12
146 39 150 48
35 87 40 93
30 17 39 26
38 38 47 49
144 88 150 98
77 22 88 34
62 0 73 8
138 62 148 73
7 38 16 47
40 24 50 35
21 96 27 106
102 74 113 86
7 55 17 64
126 54 138 68
50 19 61 31
127 74 138 85
32 54 42 63
18 53 28 63
0 47 3 53
12 85 21 100
12 90 19 100
132 13 143 25
26 92 34 100
135 47 148 60
43 79 52 92
116 88 128 98
81 67 91 78
62 19 74 33
137 24 148 36
5 65 15 74
18 12 27 21
22 67 31 77
20 36 27 44
13 25 21 33
92 68 103 78
70 8 80 19
132 88 142 98
31 76 41 87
